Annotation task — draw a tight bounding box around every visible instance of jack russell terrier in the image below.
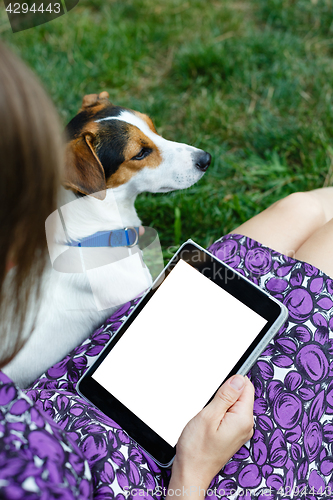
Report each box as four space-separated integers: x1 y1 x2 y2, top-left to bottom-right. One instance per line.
3 91 211 388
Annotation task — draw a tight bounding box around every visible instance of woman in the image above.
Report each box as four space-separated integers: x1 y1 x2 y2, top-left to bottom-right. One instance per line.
1 41 333 498
0 42 253 499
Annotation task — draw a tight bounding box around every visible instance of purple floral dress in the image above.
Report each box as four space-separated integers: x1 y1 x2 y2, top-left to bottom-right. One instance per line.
2 233 333 499
0 371 92 499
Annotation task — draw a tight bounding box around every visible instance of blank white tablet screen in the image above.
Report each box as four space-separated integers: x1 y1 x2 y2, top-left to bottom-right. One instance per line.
93 259 266 447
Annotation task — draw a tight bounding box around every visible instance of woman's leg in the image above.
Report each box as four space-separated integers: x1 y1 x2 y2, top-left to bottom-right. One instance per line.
294 217 333 278
230 188 333 258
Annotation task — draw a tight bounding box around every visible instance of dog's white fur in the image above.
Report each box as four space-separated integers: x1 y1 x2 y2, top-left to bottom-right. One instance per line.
3 110 206 388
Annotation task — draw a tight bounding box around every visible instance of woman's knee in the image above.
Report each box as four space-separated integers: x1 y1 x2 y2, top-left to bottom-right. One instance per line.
269 192 326 229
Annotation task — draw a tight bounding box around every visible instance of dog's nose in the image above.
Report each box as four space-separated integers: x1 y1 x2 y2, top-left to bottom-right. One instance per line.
195 151 211 172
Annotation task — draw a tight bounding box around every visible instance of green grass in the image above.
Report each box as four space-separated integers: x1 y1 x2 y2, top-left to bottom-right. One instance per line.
1 0 333 261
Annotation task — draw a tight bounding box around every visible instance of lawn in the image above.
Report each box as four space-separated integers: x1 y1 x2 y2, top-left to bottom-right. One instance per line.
1 0 333 261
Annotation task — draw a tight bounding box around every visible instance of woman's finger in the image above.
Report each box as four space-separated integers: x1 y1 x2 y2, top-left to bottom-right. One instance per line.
202 375 246 424
229 376 255 410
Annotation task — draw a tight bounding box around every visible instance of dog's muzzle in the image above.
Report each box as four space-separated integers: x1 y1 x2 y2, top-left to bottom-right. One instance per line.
193 151 212 172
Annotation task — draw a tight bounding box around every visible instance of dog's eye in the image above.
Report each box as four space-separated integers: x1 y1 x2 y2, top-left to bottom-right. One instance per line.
131 147 152 161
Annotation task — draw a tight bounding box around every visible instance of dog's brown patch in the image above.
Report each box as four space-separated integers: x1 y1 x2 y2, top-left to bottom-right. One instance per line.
63 128 107 199
106 124 162 188
81 121 99 136
80 92 111 113
133 110 158 134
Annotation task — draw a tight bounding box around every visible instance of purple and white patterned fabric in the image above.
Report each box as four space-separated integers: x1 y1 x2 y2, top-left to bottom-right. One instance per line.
0 371 92 499
1 233 333 499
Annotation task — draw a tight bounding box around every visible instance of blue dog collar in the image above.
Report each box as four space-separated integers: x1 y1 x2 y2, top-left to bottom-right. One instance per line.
65 227 139 248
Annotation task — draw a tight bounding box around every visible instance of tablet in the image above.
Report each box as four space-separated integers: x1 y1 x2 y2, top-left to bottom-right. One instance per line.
77 240 288 467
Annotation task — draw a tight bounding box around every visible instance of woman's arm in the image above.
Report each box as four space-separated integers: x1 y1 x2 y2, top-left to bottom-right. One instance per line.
166 375 254 500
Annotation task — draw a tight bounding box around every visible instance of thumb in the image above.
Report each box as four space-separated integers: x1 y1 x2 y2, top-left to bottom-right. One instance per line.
204 375 246 421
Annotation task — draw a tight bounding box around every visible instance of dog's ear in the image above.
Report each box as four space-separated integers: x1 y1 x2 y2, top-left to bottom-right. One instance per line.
80 91 111 111
63 133 106 200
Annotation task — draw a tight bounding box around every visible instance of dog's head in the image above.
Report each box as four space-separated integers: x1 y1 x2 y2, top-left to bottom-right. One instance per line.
63 92 211 200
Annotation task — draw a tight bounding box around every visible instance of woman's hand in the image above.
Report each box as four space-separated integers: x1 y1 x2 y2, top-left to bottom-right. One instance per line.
167 375 254 499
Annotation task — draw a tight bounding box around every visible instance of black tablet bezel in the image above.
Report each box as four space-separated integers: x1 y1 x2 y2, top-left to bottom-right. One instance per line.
77 241 287 467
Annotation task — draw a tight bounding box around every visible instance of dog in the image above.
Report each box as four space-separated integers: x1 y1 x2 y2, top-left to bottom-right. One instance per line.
3 92 211 388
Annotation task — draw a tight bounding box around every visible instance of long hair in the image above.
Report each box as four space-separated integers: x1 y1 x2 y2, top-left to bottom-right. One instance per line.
0 44 62 368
